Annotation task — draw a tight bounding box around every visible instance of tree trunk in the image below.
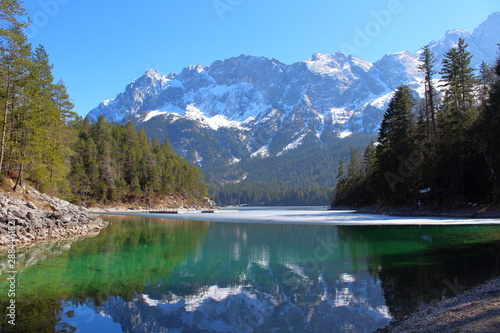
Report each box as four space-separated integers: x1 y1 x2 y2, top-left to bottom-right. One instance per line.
13 162 23 191
0 64 11 173
13 129 28 191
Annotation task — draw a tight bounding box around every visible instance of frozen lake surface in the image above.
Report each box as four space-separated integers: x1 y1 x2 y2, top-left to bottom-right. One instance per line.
103 206 500 225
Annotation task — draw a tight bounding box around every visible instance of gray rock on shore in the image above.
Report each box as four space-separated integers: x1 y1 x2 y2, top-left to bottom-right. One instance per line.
0 189 108 246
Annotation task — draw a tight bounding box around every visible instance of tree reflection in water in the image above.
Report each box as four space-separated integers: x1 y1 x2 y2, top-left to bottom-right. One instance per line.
1 216 500 332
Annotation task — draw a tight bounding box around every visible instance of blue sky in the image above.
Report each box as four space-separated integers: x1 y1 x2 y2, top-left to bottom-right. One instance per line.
23 0 499 117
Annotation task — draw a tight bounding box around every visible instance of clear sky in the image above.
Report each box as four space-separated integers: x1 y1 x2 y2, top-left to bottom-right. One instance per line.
22 0 499 117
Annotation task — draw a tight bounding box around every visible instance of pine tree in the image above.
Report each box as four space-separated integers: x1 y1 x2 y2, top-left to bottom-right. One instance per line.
362 139 376 177
53 80 75 117
346 148 360 181
440 38 477 126
0 1 30 174
137 128 156 195
437 38 477 197
418 45 438 138
22 46 76 193
375 85 415 201
10 41 41 190
7 45 67 191
335 158 345 190
478 61 495 111
1 0 78 194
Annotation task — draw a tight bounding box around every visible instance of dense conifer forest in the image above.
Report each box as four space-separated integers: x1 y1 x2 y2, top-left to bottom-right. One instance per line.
0 1 207 206
69 117 207 206
209 132 375 206
333 40 500 208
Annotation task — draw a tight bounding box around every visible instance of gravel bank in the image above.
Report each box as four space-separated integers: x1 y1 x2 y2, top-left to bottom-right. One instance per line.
0 189 108 246
378 277 500 333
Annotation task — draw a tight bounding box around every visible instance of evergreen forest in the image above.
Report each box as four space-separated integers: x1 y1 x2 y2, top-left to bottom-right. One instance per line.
333 40 500 208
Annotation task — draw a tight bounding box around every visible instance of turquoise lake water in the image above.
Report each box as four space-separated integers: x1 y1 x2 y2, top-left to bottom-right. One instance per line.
2 209 500 332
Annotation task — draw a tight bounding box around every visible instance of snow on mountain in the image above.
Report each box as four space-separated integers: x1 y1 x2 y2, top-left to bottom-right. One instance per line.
303 52 373 91
87 69 173 123
422 29 472 69
373 51 422 89
87 12 500 171
143 110 169 122
94 270 391 332
470 11 500 66
422 12 500 70
184 104 246 131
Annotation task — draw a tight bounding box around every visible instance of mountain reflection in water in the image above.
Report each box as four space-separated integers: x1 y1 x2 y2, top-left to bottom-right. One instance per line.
1 214 500 332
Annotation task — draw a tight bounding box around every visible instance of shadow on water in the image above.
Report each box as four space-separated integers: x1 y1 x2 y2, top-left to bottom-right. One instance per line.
336 225 500 318
1 215 500 332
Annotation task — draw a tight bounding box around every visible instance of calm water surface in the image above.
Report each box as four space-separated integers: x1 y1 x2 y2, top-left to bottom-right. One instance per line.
2 209 500 332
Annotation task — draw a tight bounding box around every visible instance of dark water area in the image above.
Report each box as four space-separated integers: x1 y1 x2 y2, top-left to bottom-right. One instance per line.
1 213 500 332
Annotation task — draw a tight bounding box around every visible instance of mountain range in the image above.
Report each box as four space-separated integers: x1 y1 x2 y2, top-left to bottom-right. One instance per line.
87 12 500 204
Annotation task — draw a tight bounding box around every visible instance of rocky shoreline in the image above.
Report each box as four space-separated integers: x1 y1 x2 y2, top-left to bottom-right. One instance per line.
377 276 500 333
86 195 217 214
0 189 108 247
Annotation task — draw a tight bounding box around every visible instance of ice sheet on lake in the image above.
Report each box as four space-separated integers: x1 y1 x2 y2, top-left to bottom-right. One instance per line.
112 208 500 225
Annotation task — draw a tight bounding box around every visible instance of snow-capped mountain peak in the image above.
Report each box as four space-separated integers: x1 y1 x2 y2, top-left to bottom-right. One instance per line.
471 11 500 64
144 68 163 79
304 52 372 81
87 12 500 172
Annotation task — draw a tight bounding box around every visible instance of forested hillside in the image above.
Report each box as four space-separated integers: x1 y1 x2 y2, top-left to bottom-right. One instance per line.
69 117 207 206
210 132 375 206
0 1 207 207
333 40 500 208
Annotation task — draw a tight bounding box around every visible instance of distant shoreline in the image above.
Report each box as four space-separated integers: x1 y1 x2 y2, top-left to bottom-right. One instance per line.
331 204 500 219
87 204 217 214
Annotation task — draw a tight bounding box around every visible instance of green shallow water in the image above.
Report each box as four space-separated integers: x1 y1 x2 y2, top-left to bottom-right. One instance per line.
1 213 500 332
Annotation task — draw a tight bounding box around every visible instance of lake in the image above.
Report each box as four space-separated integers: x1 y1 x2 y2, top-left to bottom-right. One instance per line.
2 208 500 332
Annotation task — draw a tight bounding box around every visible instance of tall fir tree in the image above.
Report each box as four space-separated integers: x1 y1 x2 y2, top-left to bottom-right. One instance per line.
437 38 477 196
0 0 30 174
478 61 495 111
9 45 75 192
362 139 376 177
439 38 477 127
375 85 415 202
418 44 438 139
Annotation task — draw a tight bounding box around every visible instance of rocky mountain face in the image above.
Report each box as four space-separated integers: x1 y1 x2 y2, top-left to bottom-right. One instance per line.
87 12 500 192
